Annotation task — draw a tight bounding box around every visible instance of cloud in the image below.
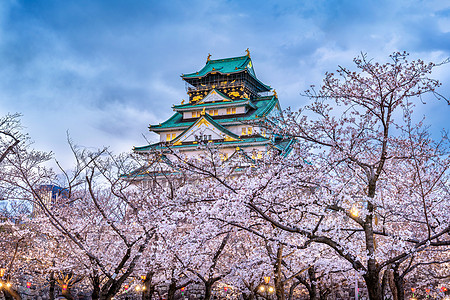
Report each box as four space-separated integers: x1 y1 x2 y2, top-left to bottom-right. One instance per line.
0 0 449 167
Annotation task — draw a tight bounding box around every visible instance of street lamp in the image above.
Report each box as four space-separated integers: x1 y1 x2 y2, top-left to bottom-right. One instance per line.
0 268 6 278
259 276 275 298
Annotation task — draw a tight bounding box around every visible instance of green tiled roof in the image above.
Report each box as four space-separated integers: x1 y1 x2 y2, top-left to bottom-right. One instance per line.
182 55 251 78
181 55 270 91
149 95 279 131
172 99 255 111
134 136 271 152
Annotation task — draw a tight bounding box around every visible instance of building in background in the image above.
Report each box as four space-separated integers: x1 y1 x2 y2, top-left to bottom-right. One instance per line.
33 185 68 216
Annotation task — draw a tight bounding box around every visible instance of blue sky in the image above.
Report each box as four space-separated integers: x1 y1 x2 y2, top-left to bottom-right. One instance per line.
0 0 449 166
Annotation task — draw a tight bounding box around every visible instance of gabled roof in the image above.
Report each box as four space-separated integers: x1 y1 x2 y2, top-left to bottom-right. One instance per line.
170 113 240 146
150 95 279 131
198 89 233 104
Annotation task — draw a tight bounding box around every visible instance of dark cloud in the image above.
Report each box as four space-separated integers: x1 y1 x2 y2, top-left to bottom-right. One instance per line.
0 0 449 166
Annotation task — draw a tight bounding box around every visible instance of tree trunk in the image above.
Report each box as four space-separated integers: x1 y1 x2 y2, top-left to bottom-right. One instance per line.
204 282 213 300
363 270 382 300
380 269 388 300
388 269 398 300
167 279 177 300
49 272 56 300
91 274 100 300
307 267 319 300
363 192 382 300
273 245 285 300
142 272 154 300
393 268 405 300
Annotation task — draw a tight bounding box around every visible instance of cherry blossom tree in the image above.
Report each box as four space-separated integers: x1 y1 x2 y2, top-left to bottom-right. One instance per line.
162 52 450 300
243 52 450 300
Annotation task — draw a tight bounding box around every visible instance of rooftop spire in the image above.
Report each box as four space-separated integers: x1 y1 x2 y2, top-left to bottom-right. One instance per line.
207 53 212 62
245 48 251 58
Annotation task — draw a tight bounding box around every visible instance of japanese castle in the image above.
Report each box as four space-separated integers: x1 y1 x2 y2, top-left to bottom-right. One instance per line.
130 50 294 179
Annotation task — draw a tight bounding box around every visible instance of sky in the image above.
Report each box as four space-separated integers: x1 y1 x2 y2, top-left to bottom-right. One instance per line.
0 0 449 168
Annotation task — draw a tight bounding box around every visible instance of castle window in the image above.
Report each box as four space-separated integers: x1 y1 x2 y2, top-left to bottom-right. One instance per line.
226 107 236 114
209 109 218 116
172 133 176 140
166 134 171 141
241 127 253 136
192 111 201 118
251 151 263 159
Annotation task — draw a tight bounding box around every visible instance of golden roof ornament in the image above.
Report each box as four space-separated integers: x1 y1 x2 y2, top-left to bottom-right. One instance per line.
273 89 278 98
181 99 185 104
201 107 206 115
207 53 212 62
245 48 250 58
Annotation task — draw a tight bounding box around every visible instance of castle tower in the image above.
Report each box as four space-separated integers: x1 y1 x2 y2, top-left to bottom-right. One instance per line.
130 50 293 179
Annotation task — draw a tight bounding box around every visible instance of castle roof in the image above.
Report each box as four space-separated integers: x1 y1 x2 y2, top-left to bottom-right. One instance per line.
182 55 271 91
149 95 279 132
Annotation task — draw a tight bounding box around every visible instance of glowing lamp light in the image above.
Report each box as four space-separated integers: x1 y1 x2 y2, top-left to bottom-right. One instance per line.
426 288 430 294
224 286 228 292
259 286 265 292
350 206 359 217
268 286 275 293
141 275 146 281
263 276 270 284
124 284 129 290
181 287 185 295
27 282 31 288
6 282 12 288
0 268 5 277
135 285 141 291
0 283 3 288
62 284 68 291
441 286 448 292
411 288 416 293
